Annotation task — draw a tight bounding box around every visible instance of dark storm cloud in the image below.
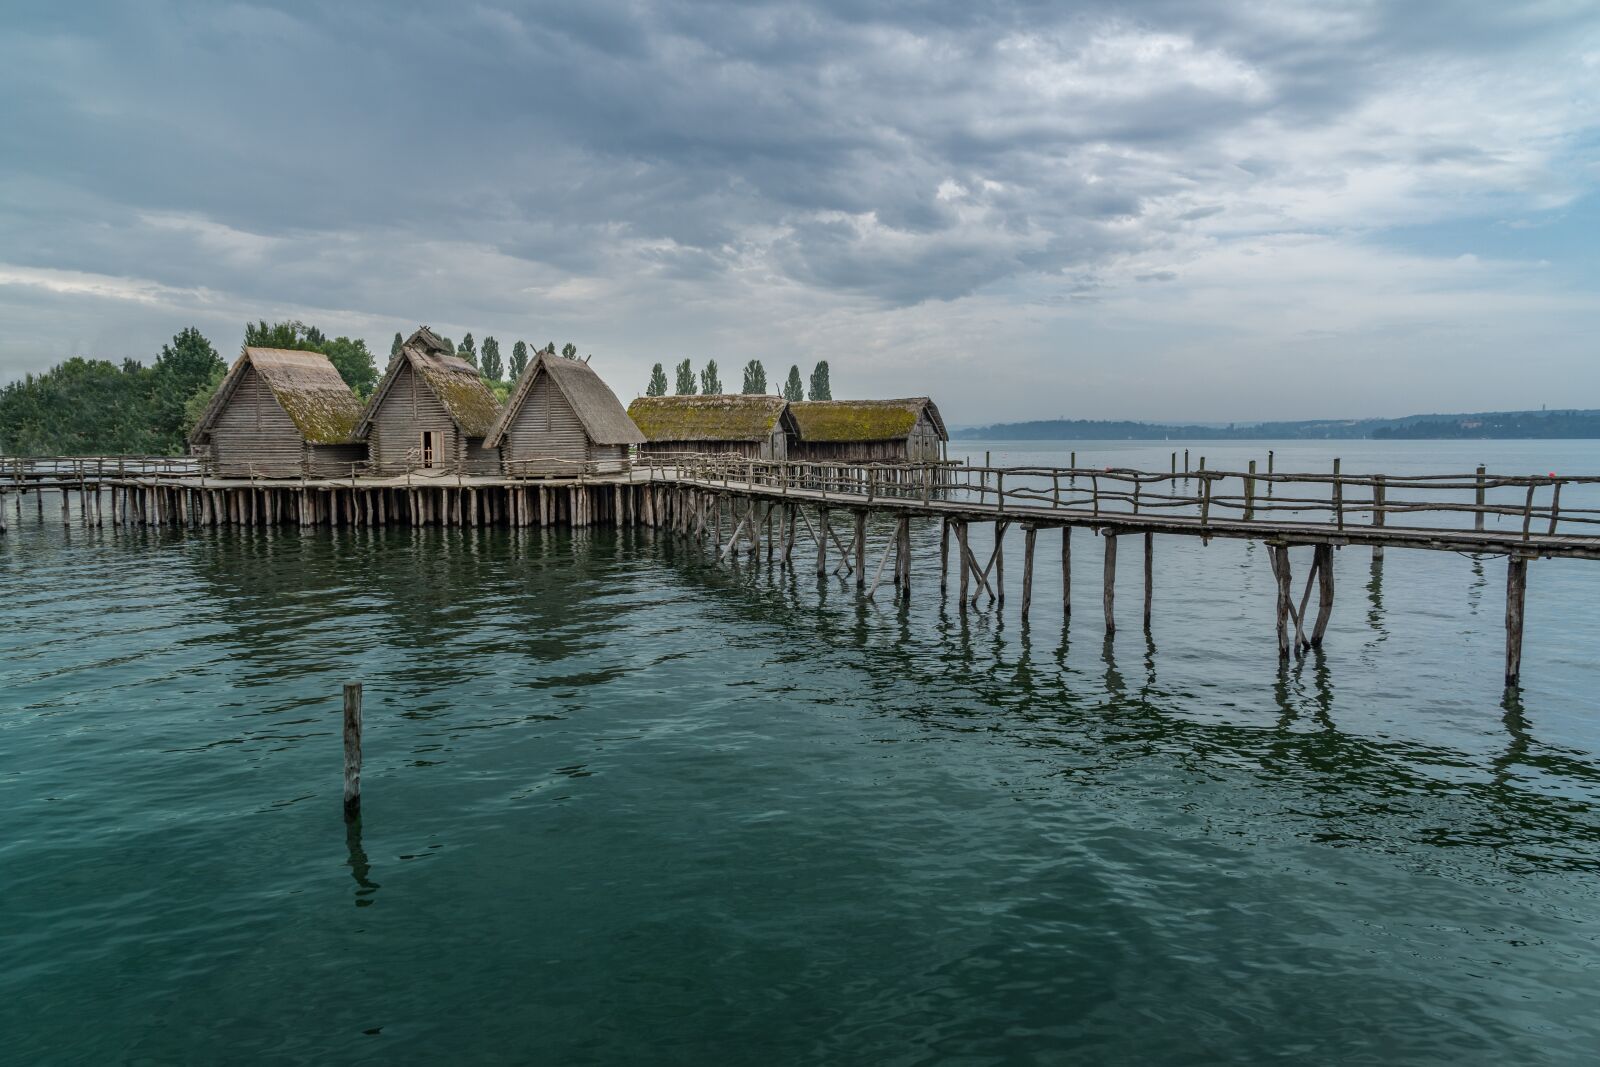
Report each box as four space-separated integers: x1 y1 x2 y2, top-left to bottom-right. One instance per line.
1 0 1597 416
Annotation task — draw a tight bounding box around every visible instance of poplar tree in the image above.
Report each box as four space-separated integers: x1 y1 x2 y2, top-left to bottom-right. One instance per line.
458 333 477 368
783 365 804 402
808 360 832 401
509 341 529 379
700 359 722 395
741 359 767 394
480 336 504 381
390 332 403 358
674 359 696 395
647 363 668 396
561 342 578 360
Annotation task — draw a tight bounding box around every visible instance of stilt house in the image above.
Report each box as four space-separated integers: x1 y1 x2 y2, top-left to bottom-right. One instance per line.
485 351 644 476
626 395 797 460
355 327 503 474
789 398 948 464
189 348 365 477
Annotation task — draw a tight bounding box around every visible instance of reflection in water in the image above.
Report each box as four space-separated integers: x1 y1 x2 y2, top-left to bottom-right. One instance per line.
345 815 380 907
1366 555 1387 637
1469 556 1486 616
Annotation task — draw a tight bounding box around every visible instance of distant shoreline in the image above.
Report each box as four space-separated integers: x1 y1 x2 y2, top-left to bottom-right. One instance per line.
951 409 1600 441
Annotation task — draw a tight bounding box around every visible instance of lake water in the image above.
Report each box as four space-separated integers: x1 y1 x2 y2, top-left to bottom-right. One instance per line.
4 440 1600 1064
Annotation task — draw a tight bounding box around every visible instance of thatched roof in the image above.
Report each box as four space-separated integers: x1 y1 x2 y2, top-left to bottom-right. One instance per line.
190 347 363 445
627 394 794 443
789 398 948 443
485 352 645 448
356 326 501 440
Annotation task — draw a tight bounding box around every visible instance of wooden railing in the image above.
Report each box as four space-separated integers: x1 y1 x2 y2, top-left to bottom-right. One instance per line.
659 455 1600 542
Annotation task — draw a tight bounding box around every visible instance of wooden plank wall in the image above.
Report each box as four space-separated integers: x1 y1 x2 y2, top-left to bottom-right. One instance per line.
211 366 305 477
370 363 459 472
503 373 588 473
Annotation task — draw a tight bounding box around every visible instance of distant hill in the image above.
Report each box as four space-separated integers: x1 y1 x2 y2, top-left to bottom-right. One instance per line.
951 410 1600 441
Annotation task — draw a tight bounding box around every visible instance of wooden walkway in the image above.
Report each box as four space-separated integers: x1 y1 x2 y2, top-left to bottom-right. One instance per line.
4 452 1596 688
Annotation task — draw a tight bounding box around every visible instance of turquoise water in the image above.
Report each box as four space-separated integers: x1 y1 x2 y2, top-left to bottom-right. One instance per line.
3 440 1600 1064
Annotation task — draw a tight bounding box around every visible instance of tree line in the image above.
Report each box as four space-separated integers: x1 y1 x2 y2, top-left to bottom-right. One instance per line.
0 322 601 456
644 359 832 401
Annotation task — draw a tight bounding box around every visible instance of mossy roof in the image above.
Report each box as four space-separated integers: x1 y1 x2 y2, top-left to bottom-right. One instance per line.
627 394 791 442
788 398 947 443
190 347 363 445
356 326 502 440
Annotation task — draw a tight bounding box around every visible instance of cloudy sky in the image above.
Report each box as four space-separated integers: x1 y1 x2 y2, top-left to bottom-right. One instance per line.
3 1 1597 424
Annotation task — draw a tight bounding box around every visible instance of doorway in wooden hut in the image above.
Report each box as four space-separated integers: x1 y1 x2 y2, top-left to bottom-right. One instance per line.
420 430 441 469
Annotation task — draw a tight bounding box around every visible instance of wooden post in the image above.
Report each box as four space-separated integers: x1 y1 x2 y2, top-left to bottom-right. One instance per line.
994 522 1005 605
957 521 970 607
1332 458 1343 529
855 511 867 589
1311 543 1334 648
896 513 911 596
1102 532 1116 634
817 507 828 576
1475 465 1486 532
1061 526 1071 619
343 682 363 821
940 518 950 594
1245 461 1256 522
1021 526 1036 623
1143 531 1153 631
1372 475 1386 560
1505 557 1527 688
1272 545 1292 660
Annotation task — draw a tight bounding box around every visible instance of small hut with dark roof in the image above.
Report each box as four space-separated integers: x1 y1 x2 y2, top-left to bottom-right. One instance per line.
627 394 797 460
189 347 365 477
356 327 503 474
485 351 644 476
789 398 948 465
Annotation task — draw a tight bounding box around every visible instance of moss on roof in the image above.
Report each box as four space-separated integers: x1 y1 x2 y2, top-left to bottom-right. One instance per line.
191 348 363 444
627 394 788 442
356 327 502 440
788 399 944 443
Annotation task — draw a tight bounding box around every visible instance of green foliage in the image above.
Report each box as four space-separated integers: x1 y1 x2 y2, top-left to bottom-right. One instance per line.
674 359 696 395
480 336 504 382
700 359 722 395
808 360 832 401
152 327 226 442
439 336 454 354
783 365 804 402
458 333 477 368
561 342 578 360
183 364 227 433
646 363 668 397
509 340 529 380
390 332 403 358
320 337 378 396
741 359 767 394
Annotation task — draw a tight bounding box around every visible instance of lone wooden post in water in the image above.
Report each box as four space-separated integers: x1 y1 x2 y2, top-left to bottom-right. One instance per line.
1143 532 1153 631
1061 526 1072 620
1103 532 1117 634
1505 557 1527 688
1020 525 1036 623
343 682 363 821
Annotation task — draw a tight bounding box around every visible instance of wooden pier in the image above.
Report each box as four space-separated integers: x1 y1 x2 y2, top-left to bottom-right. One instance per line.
4 452 1596 690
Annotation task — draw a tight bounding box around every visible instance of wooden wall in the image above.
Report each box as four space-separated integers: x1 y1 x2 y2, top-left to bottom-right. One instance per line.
790 410 941 464
501 372 590 474
210 365 306 477
369 363 460 472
